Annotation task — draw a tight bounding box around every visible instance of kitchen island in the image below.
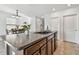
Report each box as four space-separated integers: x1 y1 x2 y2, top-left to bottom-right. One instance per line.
4 31 57 55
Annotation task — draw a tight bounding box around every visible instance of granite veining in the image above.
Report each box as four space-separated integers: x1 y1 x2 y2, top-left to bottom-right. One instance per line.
4 31 56 50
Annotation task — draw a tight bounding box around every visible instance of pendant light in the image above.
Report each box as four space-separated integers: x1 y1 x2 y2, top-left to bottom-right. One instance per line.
11 10 21 18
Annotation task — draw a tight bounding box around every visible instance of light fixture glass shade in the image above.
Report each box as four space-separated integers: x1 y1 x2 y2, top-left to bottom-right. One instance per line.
11 10 21 19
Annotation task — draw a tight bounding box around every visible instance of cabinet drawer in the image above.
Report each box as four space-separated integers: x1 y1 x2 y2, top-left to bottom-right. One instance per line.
41 44 46 55
38 39 46 47
33 51 40 55
48 39 52 55
48 35 54 40
24 39 46 55
25 43 40 55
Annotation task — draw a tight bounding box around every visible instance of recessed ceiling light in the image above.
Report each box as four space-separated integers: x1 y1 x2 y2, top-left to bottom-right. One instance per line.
52 8 56 11
67 4 71 7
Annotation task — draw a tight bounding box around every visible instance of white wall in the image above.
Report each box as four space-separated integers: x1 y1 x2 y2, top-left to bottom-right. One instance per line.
30 16 45 32
6 17 16 24
0 5 30 19
44 7 79 43
0 11 9 35
16 17 31 25
0 5 31 35
30 17 36 32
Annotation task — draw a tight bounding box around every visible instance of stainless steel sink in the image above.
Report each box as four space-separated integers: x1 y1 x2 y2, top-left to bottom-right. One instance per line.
34 30 51 34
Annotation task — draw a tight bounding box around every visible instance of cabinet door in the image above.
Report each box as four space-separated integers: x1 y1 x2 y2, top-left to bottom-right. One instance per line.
33 45 46 55
33 51 40 55
24 39 46 55
54 33 57 51
51 38 54 54
63 15 76 43
41 45 46 55
48 39 52 55
24 43 40 55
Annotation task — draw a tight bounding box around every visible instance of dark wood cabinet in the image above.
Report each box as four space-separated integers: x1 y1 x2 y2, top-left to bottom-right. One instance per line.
24 42 40 55
33 51 40 55
5 31 57 55
23 32 57 55
24 39 46 55
51 38 54 54
41 44 46 55
48 39 52 55
54 32 57 51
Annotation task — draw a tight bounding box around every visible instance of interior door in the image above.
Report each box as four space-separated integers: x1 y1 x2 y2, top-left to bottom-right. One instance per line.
50 17 60 40
63 15 77 43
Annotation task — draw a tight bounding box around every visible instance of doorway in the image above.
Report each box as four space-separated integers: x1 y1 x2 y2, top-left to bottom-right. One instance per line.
50 17 60 40
63 14 77 43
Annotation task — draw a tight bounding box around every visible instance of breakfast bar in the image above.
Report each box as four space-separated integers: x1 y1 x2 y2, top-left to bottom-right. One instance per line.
4 31 57 55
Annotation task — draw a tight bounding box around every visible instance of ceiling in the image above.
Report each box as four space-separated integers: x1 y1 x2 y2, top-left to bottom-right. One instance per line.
4 4 79 17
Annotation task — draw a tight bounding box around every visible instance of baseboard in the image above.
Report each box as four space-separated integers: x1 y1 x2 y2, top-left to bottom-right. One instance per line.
63 40 79 45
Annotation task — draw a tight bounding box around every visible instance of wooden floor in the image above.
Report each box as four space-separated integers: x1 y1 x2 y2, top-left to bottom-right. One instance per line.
54 41 79 55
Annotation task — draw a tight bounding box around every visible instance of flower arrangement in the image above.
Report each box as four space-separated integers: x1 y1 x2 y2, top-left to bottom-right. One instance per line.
21 24 31 32
11 22 31 34
21 22 31 32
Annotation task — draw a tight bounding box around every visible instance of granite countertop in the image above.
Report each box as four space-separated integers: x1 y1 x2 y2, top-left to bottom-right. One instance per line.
4 31 56 51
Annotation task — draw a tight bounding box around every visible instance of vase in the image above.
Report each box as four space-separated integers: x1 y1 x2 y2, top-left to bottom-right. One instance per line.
25 30 29 35
25 31 27 34
27 30 29 35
